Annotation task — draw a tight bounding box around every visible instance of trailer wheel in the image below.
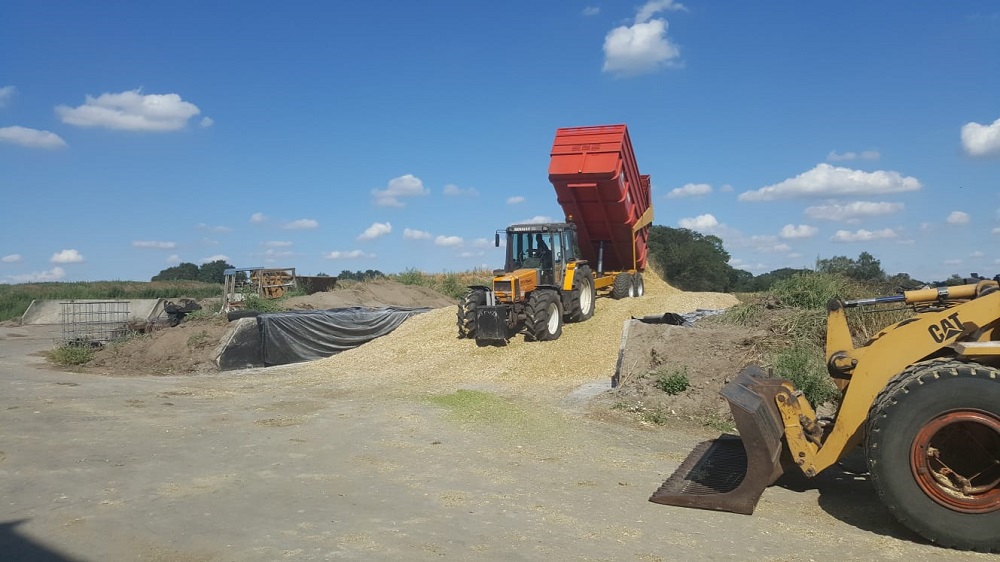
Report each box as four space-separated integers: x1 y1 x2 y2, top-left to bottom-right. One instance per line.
633 272 645 297
566 265 595 322
865 361 1000 552
457 289 486 339
611 273 633 299
525 289 563 341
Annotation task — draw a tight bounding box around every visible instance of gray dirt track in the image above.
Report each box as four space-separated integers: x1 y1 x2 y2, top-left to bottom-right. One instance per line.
0 325 992 561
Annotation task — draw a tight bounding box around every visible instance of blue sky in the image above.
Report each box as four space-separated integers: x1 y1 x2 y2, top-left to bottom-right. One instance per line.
2 1 999 284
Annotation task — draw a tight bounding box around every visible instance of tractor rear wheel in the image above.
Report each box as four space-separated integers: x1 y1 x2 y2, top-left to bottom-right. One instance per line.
865 361 1000 552
566 265 595 322
525 289 563 341
457 289 486 339
611 273 633 299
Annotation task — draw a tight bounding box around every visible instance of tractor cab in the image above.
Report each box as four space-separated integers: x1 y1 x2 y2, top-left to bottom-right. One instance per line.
500 223 579 286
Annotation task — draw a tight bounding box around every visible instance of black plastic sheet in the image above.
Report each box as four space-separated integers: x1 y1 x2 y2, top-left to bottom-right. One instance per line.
259 307 430 366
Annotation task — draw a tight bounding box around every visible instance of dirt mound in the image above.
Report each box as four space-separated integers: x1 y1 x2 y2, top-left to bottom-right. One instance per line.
283 279 456 310
83 279 458 376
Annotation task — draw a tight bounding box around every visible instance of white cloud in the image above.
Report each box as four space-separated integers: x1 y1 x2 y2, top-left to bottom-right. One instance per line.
826 150 880 162
264 241 292 248
200 255 229 263
678 214 719 230
602 19 681 77
993 227 1000 235
635 0 687 24
521 216 553 224
250 212 267 224
831 228 898 242
56 89 202 132
946 211 970 225
0 85 15 107
166 254 181 265
358 221 392 240
283 219 319 230
200 117 214 128
666 183 712 198
404 228 432 240
739 164 921 201
8 266 65 283
751 237 791 253
471 238 493 248
0 126 67 149
50 249 84 263
323 250 373 260
961 117 1000 157
804 201 904 222
443 184 478 197
132 240 176 249
435 235 464 247
507 196 525 205
971 250 985 258
582 6 600 16
197 223 232 233
779 224 818 239
2 254 22 263
943 259 963 266
372 174 428 207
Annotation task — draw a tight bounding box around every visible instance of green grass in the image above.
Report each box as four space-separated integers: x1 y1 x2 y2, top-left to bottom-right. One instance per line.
392 268 493 300
428 389 568 437
0 280 222 323
47 344 96 366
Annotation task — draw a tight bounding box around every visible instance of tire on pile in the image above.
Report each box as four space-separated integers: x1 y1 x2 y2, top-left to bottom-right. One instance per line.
457 288 486 339
566 265 596 322
525 289 563 341
865 360 1000 553
611 273 633 299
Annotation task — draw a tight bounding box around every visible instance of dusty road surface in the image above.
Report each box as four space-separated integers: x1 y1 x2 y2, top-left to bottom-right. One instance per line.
0 319 994 561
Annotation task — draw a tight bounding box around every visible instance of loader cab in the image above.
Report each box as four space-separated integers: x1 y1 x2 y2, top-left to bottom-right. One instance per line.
503 223 579 286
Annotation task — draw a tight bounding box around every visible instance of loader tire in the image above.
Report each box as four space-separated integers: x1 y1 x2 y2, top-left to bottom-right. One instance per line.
566 265 595 322
611 273 633 299
865 361 1000 553
525 289 562 341
457 289 486 339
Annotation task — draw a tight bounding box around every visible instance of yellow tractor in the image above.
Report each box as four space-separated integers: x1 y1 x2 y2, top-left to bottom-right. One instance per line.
652 279 1000 552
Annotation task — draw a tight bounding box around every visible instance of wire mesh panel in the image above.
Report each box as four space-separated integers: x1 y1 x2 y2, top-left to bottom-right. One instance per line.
61 301 131 345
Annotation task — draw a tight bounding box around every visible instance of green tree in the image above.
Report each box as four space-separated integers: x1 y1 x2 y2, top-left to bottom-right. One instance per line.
197 260 232 284
816 251 885 281
152 262 200 281
647 226 735 292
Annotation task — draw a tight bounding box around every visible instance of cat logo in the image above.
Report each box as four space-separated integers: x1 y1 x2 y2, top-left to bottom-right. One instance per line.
928 312 964 344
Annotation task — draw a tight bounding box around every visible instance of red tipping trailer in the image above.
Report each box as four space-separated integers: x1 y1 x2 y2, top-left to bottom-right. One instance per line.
548 124 653 277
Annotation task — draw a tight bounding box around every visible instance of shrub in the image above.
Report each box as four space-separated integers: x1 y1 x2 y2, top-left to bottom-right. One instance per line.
395 268 428 287
769 272 852 310
770 343 840 407
241 293 284 313
655 367 691 395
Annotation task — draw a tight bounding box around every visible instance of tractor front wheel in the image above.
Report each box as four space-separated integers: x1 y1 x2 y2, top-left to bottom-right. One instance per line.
866 361 1000 552
457 289 486 339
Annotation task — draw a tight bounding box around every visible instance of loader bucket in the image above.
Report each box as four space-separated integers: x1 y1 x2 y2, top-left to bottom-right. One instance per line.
649 366 788 514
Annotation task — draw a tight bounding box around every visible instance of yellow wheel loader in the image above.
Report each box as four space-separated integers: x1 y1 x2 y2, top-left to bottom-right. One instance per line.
651 279 1000 552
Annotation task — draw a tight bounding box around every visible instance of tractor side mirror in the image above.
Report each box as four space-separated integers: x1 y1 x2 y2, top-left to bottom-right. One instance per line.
495 232 500 247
